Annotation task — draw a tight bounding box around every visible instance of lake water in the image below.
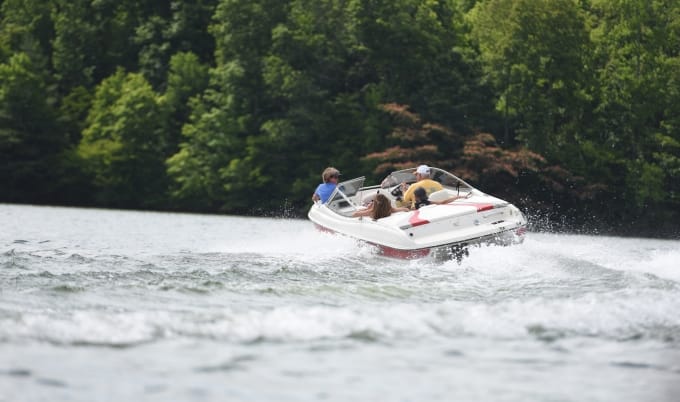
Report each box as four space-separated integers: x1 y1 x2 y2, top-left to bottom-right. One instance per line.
1 204 679 402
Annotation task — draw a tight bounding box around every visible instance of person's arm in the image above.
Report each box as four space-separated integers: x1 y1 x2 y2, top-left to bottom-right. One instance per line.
392 206 410 213
432 193 472 204
352 205 373 217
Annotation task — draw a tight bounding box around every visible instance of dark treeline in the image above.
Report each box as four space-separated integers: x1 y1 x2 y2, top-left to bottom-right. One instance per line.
1 0 679 237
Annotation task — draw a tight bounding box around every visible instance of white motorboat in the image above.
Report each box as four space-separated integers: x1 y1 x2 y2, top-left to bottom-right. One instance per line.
308 167 527 260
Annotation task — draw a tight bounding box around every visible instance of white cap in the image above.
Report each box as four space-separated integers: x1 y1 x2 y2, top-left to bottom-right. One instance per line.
415 165 430 175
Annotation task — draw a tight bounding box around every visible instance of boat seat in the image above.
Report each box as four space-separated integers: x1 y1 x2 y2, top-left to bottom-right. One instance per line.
428 189 457 202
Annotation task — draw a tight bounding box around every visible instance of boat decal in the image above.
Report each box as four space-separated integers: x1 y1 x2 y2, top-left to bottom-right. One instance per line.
399 210 430 230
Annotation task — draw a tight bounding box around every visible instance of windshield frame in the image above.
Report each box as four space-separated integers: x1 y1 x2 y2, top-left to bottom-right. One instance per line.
324 176 366 215
380 167 476 191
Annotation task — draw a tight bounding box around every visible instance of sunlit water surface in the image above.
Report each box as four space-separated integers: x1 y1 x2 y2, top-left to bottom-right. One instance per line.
1 204 679 401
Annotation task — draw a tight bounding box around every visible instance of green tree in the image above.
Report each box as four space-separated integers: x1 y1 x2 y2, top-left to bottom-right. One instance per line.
135 0 216 88
590 0 680 208
163 51 209 155
468 0 593 159
78 69 169 207
165 79 241 210
259 0 378 198
0 0 54 63
167 0 288 212
50 0 97 91
0 52 63 201
356 0 488 132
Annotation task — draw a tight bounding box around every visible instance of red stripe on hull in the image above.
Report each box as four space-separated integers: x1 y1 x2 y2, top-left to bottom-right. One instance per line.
376 244 430 259
313 223 336 234
315 223 430 259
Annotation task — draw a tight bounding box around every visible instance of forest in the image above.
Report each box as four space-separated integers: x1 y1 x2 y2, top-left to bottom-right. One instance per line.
1 0 679 237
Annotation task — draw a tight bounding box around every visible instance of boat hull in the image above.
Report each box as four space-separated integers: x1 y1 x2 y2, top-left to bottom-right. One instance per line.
308 200 527 261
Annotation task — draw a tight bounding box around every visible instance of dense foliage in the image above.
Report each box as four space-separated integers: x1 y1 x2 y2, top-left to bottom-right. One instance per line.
1 0 679 236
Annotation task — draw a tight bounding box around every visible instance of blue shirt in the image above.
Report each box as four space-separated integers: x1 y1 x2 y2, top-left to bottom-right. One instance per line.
314 183 337 203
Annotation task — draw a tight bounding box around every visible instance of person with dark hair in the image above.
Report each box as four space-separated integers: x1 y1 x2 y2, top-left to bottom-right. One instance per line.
312 167 341 203
352 194 408 220
413 187 432 209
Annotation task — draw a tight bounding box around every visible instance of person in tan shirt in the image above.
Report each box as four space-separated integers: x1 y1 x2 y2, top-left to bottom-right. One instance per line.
398 165 443 208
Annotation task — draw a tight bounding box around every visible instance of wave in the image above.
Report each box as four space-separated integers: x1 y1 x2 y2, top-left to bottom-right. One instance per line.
1 282 679 349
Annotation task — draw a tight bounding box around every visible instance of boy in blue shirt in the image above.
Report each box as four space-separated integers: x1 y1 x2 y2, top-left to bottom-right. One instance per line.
312 167 341 203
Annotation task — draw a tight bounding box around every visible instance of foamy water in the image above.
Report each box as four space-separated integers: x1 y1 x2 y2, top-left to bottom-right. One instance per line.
1 204 679 402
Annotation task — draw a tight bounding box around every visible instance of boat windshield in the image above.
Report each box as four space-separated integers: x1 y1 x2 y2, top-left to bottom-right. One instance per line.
380 170 416 188
431 168 474 190
325 176 366 215
380 167 474 191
